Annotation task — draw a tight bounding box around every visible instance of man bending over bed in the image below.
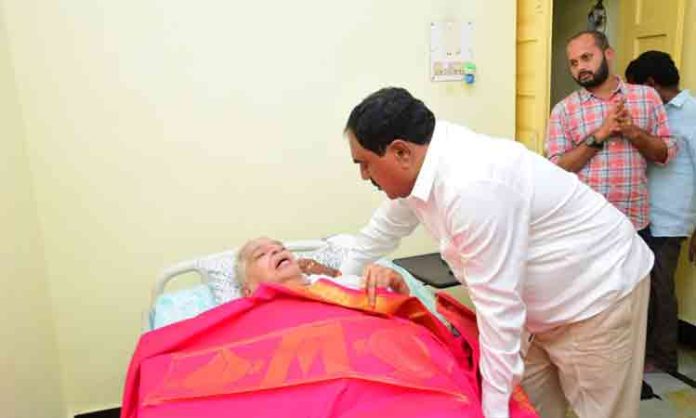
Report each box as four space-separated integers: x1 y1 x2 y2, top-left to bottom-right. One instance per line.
235 236 409 306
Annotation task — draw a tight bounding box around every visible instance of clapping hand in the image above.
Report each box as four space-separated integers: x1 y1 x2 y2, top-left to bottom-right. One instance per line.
616 99 642 140
595 99 626 141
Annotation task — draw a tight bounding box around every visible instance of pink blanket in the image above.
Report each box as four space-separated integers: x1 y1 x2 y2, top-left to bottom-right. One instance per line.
121 281 537 418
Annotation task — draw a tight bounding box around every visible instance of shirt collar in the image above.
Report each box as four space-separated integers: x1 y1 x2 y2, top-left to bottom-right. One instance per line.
408 120 445 202
667 90 690 108
579 76 626 102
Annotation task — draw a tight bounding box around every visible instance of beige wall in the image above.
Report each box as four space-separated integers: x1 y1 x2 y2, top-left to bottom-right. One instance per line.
0 0 516 414
0 3 66 418
551 0 620 107
675 0 696 324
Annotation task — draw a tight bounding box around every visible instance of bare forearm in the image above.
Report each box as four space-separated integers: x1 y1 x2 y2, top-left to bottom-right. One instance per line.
555 144 600 172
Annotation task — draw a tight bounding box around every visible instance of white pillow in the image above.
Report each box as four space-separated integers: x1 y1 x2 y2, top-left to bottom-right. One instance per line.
197 253 242 304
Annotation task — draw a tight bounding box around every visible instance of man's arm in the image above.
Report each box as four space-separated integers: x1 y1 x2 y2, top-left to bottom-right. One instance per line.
621 87 676 164
545 103 575 167
298 259 340 277
621 123 669 162
548 101 624 172
546 102 603 172
553 143 601 172
447 181 528 418
339 199 420 275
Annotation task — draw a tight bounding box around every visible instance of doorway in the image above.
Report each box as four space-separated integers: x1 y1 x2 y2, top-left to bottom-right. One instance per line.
549 0 620 108
517 0 696 327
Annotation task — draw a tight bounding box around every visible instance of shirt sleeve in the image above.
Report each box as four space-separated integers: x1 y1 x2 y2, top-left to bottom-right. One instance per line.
339 199 420 275
688 130 696 195
648 87 677 165
545 103 572 164
446 181 528 418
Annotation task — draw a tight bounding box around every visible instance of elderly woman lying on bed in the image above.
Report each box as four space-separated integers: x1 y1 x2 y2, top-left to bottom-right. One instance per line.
121 237 539 418
236 236 409 306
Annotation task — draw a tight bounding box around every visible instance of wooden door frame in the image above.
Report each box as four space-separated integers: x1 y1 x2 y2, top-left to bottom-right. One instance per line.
515 0 553 155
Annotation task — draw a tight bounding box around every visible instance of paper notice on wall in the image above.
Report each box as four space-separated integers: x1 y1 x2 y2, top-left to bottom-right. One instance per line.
430 21 474 82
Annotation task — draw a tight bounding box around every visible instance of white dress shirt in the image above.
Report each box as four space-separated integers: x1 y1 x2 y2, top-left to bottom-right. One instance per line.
340 120 653 418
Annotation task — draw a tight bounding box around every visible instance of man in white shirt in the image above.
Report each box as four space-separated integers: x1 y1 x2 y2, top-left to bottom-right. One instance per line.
340 87 652 418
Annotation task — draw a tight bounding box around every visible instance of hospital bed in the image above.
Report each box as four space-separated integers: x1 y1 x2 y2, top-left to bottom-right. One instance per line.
128 236 539 418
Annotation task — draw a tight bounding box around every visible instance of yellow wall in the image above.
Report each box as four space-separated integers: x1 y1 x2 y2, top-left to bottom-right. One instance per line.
0 3 66 418
680 0 696 91
675 0 696 324
0 0 516 413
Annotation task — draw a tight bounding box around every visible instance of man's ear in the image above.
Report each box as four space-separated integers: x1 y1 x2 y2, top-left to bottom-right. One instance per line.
388 139 413 165
645 76 657 88
604 47 615 64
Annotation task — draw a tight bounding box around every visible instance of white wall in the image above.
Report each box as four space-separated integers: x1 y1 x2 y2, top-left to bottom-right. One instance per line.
0 0 516 413
550 0 620 107
0 3 66 417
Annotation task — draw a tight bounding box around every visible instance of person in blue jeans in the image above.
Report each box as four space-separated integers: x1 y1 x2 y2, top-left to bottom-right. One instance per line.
626 50 696 373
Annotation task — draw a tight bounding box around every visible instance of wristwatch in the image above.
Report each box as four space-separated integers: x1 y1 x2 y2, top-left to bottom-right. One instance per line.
584 135 604 149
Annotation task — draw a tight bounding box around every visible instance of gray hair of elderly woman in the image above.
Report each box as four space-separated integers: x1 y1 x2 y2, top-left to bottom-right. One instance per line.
233 239 258 286
235 236 284 286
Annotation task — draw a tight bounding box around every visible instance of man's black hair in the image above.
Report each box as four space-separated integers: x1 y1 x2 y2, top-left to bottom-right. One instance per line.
625 50 680 88
345 87 435 156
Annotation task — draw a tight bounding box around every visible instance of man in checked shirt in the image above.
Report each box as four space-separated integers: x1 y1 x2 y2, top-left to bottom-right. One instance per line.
545 30 677 234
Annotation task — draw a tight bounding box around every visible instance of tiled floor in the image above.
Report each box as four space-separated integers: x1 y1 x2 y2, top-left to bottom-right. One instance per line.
639 346 696 418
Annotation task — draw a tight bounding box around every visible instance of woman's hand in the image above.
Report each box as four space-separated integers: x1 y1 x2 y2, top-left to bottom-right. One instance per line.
362 264 409 308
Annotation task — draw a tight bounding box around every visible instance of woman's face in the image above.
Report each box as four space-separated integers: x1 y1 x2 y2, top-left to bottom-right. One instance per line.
240 237 304 295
